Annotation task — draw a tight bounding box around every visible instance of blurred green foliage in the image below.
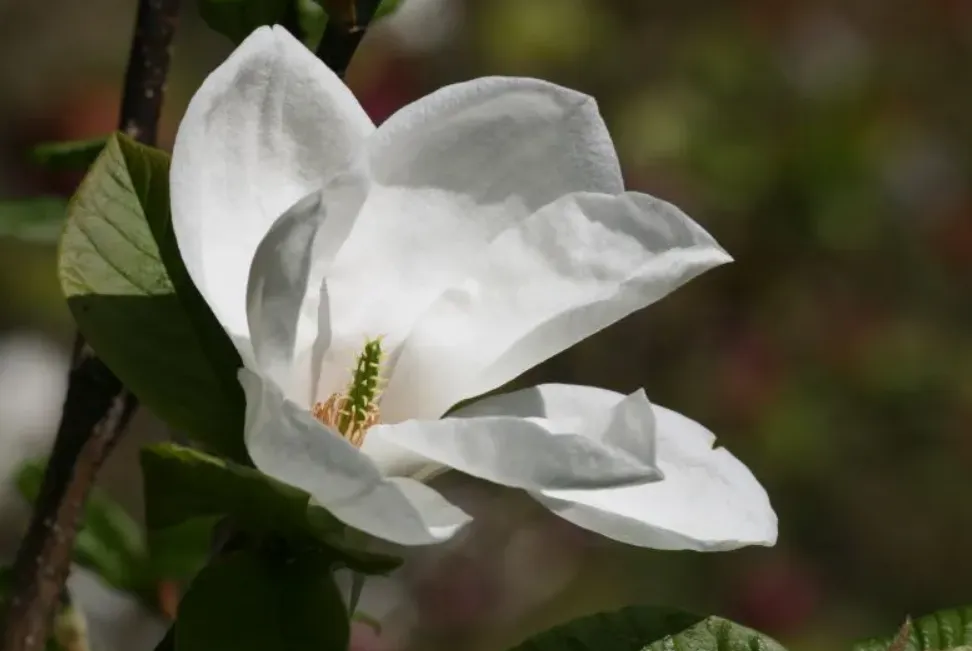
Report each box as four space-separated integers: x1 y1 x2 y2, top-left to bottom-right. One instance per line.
446 0 972 649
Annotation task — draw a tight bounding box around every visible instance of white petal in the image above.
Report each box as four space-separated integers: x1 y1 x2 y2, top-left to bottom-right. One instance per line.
364 385 662 492
383 191 732 420
529 395 777 551
170 25 374 352
239 368 469 545
369 76 622 198
450 383 659 464
315 77 623 393
245 172 368 402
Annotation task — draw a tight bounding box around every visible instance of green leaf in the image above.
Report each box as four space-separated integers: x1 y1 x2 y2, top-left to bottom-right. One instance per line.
31 136 108 172
174 548 349 651
145 516 218 584
143 444 311 535
0 197 66 244
508 606 786 651
58 132 247 462
298 0 328 47
854 607 972 651
199 0 300 44
306 514 403 575
142 443 403 575
202 0 400 49
16 458 148 591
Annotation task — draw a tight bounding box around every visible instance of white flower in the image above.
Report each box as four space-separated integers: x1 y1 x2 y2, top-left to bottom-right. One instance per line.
169 25 777 550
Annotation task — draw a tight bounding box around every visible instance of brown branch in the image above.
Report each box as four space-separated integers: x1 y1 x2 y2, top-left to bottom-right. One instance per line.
0 1 180 650
314 0 383 79
119 0 181 144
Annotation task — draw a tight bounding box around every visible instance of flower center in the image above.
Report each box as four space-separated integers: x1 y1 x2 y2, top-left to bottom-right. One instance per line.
312 337 384 447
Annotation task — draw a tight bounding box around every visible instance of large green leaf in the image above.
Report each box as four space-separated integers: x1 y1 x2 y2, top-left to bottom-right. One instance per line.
0 197 66 244
174 549 349 651
144 516 217 584
509 606 786 651
58 132 247 462
854 607 972 651
142 443 402 575
31 136 108 172
142 444 311 535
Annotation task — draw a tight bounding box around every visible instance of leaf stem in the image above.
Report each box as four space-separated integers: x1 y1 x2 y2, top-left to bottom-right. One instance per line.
0 1 180 649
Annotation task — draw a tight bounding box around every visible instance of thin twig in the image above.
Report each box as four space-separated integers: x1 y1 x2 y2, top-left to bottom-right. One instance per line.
0 1 180 649
314 0 383 79
119 0 181 144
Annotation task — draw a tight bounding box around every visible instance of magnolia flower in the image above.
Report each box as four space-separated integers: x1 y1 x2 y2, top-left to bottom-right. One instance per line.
170 26 776 550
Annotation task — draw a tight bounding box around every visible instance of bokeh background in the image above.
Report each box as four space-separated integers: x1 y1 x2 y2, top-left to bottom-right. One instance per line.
2 0 971 650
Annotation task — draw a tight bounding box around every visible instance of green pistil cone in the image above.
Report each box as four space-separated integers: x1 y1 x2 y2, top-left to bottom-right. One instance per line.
338 338 383 434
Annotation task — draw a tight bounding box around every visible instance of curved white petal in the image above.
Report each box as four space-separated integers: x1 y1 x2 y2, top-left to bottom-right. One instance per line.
171 25 374 353
364 385 662 492
450 383 657 463
245 172 368 402
507 387 778 551
384 192 732 419
240 368 469 545
316 78 624 393
369 76 622 198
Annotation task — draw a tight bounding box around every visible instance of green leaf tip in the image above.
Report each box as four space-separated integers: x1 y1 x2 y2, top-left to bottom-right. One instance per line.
0 197 67 244
30 136 108 172
508 605 786 651
853 605 972 651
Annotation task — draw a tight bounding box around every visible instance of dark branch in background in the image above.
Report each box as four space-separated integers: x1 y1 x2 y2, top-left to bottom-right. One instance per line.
0 1 180 650
315 0 383 79
119 0 181 143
